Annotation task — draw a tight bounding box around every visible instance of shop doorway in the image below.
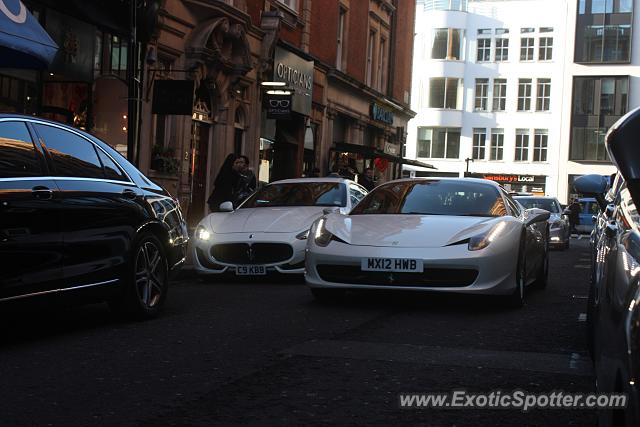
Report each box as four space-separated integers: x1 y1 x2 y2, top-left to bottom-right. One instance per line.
187 120 210 227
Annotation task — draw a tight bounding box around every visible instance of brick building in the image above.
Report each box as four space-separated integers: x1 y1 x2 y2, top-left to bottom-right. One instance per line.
0 0 418 227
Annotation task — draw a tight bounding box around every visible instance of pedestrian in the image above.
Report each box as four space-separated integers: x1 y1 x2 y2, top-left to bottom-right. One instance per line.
567 198 581 238
358 167 376 191
233 155 257 206
207 153 240 211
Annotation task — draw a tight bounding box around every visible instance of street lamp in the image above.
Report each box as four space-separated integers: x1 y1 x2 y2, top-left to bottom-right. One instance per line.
464 157 474 175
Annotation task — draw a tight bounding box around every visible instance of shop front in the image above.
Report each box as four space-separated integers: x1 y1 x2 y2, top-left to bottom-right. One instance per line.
260 46 313 183
466 173 547 195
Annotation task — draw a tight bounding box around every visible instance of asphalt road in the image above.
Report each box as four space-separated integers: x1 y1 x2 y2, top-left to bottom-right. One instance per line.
0 238 595 426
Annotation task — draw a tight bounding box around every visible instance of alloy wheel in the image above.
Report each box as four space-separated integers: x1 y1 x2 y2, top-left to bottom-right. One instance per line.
134 240 167 308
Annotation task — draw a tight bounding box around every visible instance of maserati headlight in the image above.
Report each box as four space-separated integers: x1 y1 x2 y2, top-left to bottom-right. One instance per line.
313 218 333 247
296 229 310 240
468 222 507 251
195 225 211 241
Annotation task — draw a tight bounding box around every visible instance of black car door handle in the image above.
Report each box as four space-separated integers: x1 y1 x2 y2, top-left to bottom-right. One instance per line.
32 186 53 200
122 189 138 199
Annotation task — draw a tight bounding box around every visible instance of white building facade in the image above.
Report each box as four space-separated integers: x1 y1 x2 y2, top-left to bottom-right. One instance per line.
408 0 569 197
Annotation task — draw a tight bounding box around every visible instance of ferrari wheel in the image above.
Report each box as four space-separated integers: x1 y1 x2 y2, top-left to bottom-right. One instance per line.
504 238 525 308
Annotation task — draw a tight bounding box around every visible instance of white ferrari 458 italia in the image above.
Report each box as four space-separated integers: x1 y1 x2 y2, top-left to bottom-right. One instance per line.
305 178 550 307
192 177 368 276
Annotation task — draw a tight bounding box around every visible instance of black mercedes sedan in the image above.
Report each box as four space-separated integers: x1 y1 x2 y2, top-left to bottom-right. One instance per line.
0 115 188 318
574 107 640 426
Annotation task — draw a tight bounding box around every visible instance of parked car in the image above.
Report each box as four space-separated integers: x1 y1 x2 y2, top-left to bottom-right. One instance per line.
192 177 367 276
0 115 188 318
573 106 640 426
577 197 599 235
305 178 550 307
514 196 570 250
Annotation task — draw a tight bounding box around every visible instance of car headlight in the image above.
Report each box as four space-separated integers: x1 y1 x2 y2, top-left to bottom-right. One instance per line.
296 229 310 240
195 225 211 241
313 218 333 247
468 222 507 251
550 220 563 229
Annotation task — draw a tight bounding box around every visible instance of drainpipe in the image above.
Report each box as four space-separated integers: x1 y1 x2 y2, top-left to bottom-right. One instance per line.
301 0 311 53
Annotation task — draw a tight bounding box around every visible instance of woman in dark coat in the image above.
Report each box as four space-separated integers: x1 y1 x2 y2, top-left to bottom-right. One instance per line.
207 153 239 211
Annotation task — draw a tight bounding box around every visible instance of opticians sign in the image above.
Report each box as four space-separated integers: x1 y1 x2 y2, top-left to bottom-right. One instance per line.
273 47 313 116
264 92 292 120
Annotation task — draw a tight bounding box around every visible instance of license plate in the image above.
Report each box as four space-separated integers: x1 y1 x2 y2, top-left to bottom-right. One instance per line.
236 265 267 275
361 258 423 272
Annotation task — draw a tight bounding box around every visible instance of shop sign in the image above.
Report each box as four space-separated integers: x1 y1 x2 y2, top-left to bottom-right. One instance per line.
152 80 195 115
264 92 292 120
475 174 544 184
383 142 399 156
273 47 313 116
370 103 394 125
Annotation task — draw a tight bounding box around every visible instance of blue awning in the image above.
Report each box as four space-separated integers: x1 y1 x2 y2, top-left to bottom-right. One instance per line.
0 0 58 68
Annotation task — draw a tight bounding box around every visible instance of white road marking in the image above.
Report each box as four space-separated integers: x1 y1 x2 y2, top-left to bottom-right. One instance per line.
574 265 590 269
578 313 587 322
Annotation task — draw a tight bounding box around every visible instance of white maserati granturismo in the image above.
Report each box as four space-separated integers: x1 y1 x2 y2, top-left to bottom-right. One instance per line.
192 177 368 276
305 178 550 307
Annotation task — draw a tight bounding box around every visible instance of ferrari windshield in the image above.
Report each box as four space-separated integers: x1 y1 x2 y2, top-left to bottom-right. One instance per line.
515 197 561 213
240 182 346 208
350 180 506 216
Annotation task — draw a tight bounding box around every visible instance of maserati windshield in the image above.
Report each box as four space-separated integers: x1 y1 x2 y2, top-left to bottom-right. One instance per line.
350 180 507 216
240 182 346 208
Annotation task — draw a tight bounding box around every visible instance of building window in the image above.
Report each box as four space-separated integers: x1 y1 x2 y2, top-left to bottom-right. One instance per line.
517 78 532 111
490 129 504 160
416 127 460 159
515 129 529 161
533 129 548 162
276 0 297 11
377 37 388 92
474 78 489 111
520 37 534 61
539 27 553 33
521 27 535 33
472 128 486 160
366 30 375 87
570 76 628 161
495 38 509 61
477 38 491 62
492 79 507 111
536 78 551 111
424 0 469 11
429 77 462 109
431 28 463 60
336 6 347 71
495 28 509 35
539 37 553 60
575 2 632 63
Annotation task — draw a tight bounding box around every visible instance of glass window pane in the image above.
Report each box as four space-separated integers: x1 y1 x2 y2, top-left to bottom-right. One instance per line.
0 121 42 178
445 78 459 108
450 29 461 59
96 148 127 181
35 124 104 179
432 129 446 158
429 78 446 108
432 29 448 59
446 129 460 158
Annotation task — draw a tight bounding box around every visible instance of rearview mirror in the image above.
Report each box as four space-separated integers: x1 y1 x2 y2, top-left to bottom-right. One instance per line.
573 174 608 210
525 208 550 226
606 107 640 204
219 201 234 212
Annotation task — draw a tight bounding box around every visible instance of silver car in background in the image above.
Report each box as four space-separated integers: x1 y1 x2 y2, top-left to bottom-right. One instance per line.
514 196 570 250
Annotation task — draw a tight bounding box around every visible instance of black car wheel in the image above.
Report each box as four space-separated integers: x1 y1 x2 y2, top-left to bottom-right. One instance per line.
533 242 549 289
504 238 526 308
109 232 169 319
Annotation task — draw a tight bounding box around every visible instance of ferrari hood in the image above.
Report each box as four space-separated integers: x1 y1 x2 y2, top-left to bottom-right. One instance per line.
324 214 498 248
208 206 325 233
